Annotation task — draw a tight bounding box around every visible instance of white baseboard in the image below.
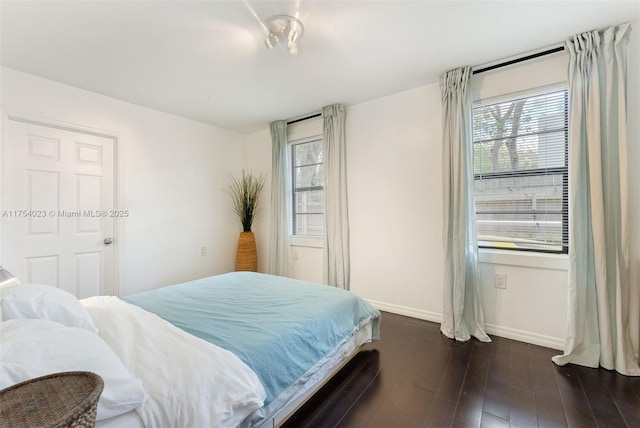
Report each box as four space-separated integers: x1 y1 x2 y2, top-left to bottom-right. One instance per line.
484 323 564 350
366 299 442 323
366 299 565 351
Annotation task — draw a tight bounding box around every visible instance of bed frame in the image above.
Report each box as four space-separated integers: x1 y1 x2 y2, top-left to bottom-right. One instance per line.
266 344 364 428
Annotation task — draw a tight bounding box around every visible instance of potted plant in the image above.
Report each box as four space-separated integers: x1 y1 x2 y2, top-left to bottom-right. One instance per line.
226 170 265 271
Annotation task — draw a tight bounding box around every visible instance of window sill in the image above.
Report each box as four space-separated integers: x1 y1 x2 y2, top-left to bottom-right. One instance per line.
290 236 324 249
478 248 568 270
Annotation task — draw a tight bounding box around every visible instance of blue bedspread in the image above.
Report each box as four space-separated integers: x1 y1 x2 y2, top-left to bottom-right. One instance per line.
123 272 380 406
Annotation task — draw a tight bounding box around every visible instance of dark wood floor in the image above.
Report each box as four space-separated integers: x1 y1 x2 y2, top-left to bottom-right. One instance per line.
282 312 640 428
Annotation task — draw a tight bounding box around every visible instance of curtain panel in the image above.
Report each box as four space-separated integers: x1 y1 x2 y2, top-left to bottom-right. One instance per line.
322 104 350 289
440 66 491 342
268 120 291 277
552 23 639 376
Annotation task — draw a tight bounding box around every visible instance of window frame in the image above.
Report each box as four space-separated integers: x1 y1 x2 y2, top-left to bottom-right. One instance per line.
472 88 569 255
290 135 324 238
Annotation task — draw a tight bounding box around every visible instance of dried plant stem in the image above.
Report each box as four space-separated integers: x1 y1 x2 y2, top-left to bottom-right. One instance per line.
225 171 265 232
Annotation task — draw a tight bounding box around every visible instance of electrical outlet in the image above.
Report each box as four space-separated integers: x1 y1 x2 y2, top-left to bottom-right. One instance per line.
495 273 507 289
200 246 207 257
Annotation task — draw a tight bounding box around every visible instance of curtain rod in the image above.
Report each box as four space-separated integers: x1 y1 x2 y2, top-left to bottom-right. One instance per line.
472 45 565 75
286 112 321 125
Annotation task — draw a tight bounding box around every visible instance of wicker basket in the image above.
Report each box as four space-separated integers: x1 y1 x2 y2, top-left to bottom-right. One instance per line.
0 371 104 428
235 231 258 272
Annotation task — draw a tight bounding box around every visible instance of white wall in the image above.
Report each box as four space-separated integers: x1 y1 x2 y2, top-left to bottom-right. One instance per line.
245 128 272 274
0 67 247 295
347 83 446 321
246 22 640 352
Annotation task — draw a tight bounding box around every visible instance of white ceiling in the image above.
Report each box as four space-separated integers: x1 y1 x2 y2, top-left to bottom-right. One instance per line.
1 1 638 133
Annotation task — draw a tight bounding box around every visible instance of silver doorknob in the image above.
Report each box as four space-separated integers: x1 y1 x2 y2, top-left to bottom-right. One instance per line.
104 238 113 245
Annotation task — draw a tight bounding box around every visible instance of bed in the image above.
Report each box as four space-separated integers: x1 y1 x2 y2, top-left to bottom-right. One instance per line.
0 271 380 427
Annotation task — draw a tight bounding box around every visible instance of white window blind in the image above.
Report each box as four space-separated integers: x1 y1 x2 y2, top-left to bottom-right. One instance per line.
472 88 568 253
291 138 324 236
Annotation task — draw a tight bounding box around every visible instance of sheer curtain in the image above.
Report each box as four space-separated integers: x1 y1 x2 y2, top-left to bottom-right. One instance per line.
440 67 491 342
552 23 639 375
268 120 291 277
322 104 350 289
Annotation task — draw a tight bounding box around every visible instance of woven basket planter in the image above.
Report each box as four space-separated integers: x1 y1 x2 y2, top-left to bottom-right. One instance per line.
235 231 258 272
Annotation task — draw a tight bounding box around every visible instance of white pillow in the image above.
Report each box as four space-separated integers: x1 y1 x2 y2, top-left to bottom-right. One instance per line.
0 283 97 333
0 319 146 420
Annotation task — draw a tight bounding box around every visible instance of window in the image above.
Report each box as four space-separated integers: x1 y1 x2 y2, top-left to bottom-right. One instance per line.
472 88 568 253
291 137 324 236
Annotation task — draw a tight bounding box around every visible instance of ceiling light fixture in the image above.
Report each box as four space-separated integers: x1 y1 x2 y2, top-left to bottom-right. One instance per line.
264 15 304 55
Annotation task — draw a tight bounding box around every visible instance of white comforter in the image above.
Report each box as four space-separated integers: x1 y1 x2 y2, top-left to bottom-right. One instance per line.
82 296 266 428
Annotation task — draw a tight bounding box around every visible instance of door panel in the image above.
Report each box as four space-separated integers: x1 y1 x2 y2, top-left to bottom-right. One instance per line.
25 255 58 286
27 170 59 235
2 118 116 297
76 174 102 233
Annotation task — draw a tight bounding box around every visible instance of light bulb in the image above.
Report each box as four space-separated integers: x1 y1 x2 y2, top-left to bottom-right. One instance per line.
265 31 278 49
264 15 304 55
288 40 298 55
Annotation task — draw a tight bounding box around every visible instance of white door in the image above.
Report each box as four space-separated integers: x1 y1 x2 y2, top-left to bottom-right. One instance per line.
2 118 116 297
